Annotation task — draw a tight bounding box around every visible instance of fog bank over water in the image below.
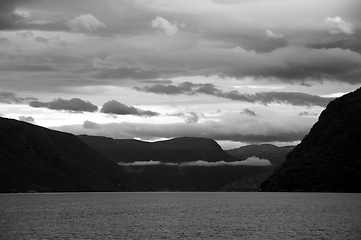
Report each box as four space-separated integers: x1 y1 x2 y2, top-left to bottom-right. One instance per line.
118 156 272 167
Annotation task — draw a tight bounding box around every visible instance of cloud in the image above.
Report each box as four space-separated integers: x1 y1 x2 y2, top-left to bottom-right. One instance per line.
134 82 334 107
83 120 102 129
0 91 37 104
0 0 24 30
325 16 354 35
0 64 57 72
29 98 98 112
18 116 35 123
100 100 159 117
266 30 285 39
137 79 173 84
299 111 319 116
169 112 204 123
242 109 257 116
118 157 271 167
0 36 10 44
34 36 50 44
97 44 361 84
151 16 183 36
184 112 200 124
0 0 69 32
55 109 316 144
67 14 106 32
92 67 161 80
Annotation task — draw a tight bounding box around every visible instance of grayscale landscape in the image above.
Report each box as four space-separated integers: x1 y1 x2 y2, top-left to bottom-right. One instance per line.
1 0 361 239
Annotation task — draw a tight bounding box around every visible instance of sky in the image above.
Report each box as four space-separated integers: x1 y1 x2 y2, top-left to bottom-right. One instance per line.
0 0 360 149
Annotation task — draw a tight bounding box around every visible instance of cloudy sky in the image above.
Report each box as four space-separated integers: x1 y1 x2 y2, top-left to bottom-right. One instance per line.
1 0 360 149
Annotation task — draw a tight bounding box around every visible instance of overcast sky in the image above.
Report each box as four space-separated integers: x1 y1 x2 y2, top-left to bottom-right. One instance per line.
1 0 360 149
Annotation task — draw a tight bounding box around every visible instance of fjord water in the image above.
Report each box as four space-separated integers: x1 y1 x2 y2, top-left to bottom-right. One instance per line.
1 192 360 239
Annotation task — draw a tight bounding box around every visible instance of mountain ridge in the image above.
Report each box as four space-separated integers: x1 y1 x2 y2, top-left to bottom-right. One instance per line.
78 135 239 163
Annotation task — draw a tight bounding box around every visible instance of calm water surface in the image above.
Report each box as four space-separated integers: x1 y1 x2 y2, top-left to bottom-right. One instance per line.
0 192 360 239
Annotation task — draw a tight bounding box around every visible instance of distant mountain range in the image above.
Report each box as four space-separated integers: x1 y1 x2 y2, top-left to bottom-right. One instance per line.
78 135 293 191
261 88 361 193
0 117 293 192
0 117 133 193
78 135 239 163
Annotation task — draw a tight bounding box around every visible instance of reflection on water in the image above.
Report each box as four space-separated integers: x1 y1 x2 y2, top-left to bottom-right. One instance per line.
0 192 360 239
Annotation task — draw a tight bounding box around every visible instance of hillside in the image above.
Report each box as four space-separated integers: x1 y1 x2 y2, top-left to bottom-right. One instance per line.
226 144 293 166
0 117 133 193
78 135 238 163
261 88 361 192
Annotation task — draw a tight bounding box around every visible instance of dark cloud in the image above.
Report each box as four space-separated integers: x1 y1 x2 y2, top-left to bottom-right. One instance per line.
0 0 69 31
100 45 361 84
83 120 102 129
241 109 257 116
18 116 35 123
100 100 158 117
238 46 361 84
0 91 37 104
307 32 361 55
0 0 24 30
29 98 98 112
134 84 185 95
134 82 334 107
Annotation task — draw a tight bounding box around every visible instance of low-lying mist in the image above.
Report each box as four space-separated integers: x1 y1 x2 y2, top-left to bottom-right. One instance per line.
118 156 271 167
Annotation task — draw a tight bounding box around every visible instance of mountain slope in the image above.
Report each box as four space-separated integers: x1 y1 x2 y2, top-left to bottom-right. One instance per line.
226 144 293 166
0 117 133 193
261 88 361 192
78 135 238 163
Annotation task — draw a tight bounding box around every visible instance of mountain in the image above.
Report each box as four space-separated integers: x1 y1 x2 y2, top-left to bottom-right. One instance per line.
78 135 274 191
226 144 293 166
0 117 133 193
261 88 361 193
78 135 238 163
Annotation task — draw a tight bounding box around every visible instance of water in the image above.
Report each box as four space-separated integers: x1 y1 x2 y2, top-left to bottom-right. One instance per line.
0 192 360 239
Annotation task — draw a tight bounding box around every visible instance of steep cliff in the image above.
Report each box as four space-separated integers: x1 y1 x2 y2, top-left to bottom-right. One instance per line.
261 88 361 192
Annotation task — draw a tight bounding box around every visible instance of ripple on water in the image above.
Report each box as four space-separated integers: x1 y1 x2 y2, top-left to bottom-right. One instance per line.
0 192 360 240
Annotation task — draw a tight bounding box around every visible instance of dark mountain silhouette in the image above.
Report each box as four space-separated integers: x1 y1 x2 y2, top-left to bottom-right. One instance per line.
261 88 361 192
226 144 293 166
78 135 238 163
0 117 133 193
78 135 279 191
